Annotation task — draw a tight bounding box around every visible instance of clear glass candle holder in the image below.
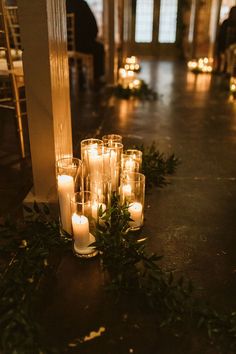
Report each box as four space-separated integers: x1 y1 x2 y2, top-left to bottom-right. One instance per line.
71 191 98 258
122 153 140 173
81 138 104 192
120 171 145 231
124 149 142 172
102 134 122 145
90 174 111 225
105 142 123 193
56 157 82 237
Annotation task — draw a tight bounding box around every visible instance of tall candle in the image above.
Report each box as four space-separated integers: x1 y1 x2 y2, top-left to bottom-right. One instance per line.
128 202 143 229
72 213 90 248
88 148 103 175
110 150 118 190
58 174 74 235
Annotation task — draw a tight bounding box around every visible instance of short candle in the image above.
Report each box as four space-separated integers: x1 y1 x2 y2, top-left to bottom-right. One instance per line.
72 213 90 248
128 202 143 229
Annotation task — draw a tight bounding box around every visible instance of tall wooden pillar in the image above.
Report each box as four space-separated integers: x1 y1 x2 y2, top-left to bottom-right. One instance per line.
18 0 73 202
188 0 201 58
104 0 115 84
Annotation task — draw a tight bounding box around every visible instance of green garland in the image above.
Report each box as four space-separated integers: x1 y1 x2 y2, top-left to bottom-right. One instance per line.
94 197 236 352
0 146 235 353
0 204 70 354
136 142 180 188
113 80 157 100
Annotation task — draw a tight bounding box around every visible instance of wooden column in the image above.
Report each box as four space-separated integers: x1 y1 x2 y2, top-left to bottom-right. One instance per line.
104 0 115 84
209 0 222 57
188 0 200 58
18 0 73 202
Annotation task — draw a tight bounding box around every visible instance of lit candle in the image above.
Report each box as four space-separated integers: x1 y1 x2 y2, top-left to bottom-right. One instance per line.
128 202 143 229
72 213 90 248
122 184 132 198
110 150 118 190
103 150 110 176
58 174 74 235
125 158 136 171
88 148 103 174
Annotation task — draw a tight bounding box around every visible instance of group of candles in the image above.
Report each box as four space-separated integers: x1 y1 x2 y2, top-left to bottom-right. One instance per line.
230 76 236 95
187 57 213 73
57 134 145 258
118 56 142 90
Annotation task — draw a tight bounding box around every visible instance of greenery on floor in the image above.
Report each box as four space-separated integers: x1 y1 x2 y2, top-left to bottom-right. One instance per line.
0 145 235 353
136 142 179 188
113 80 157 100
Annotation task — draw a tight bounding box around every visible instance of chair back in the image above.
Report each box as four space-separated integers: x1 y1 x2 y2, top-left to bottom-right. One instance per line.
66 13 76 51
6 6 22 56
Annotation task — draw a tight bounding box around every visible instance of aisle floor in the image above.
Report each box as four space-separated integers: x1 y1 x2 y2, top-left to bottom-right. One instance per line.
1 60 236 353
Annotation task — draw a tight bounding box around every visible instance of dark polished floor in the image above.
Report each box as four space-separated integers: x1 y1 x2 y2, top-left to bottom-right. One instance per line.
1 60 236 353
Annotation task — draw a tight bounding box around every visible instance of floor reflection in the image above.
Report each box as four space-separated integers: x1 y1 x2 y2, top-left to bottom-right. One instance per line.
186 71 212 92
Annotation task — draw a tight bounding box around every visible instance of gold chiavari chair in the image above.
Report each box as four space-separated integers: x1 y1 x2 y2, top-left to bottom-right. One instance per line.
0 0 26 158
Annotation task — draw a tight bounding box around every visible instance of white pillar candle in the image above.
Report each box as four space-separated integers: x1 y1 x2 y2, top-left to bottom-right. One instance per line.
88 148 103 174
110 150 118 191
128 202 143 229
58 174 74 235
72 213 90 248
103 151 110 176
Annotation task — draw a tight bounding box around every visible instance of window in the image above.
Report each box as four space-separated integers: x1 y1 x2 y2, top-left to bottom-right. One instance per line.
135 0 154 43
86 0 103 37
158 0 178 43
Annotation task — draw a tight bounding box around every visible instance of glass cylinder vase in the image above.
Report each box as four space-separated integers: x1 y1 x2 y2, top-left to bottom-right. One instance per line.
71 191 98 258
105 142 123 194
124 149 142 172
102 134 122 145
56 157 82 237
120 171 145 231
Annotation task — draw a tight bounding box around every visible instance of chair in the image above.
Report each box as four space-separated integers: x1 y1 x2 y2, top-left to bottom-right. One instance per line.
0 0 26 159
66 13 94 90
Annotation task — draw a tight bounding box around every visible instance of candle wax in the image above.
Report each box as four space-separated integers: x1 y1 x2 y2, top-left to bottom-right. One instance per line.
58 174 74 235
129 202 143 229
72 213 90 248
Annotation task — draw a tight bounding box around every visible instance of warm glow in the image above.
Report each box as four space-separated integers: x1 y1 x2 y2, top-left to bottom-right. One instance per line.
230 77 236 93
72 213 88 225
187 57 213 74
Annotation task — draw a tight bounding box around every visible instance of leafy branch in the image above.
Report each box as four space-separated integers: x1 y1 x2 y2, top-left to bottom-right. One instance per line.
0 203 69 354
94 196 236 352
133 142 180 188
113 80 157 100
